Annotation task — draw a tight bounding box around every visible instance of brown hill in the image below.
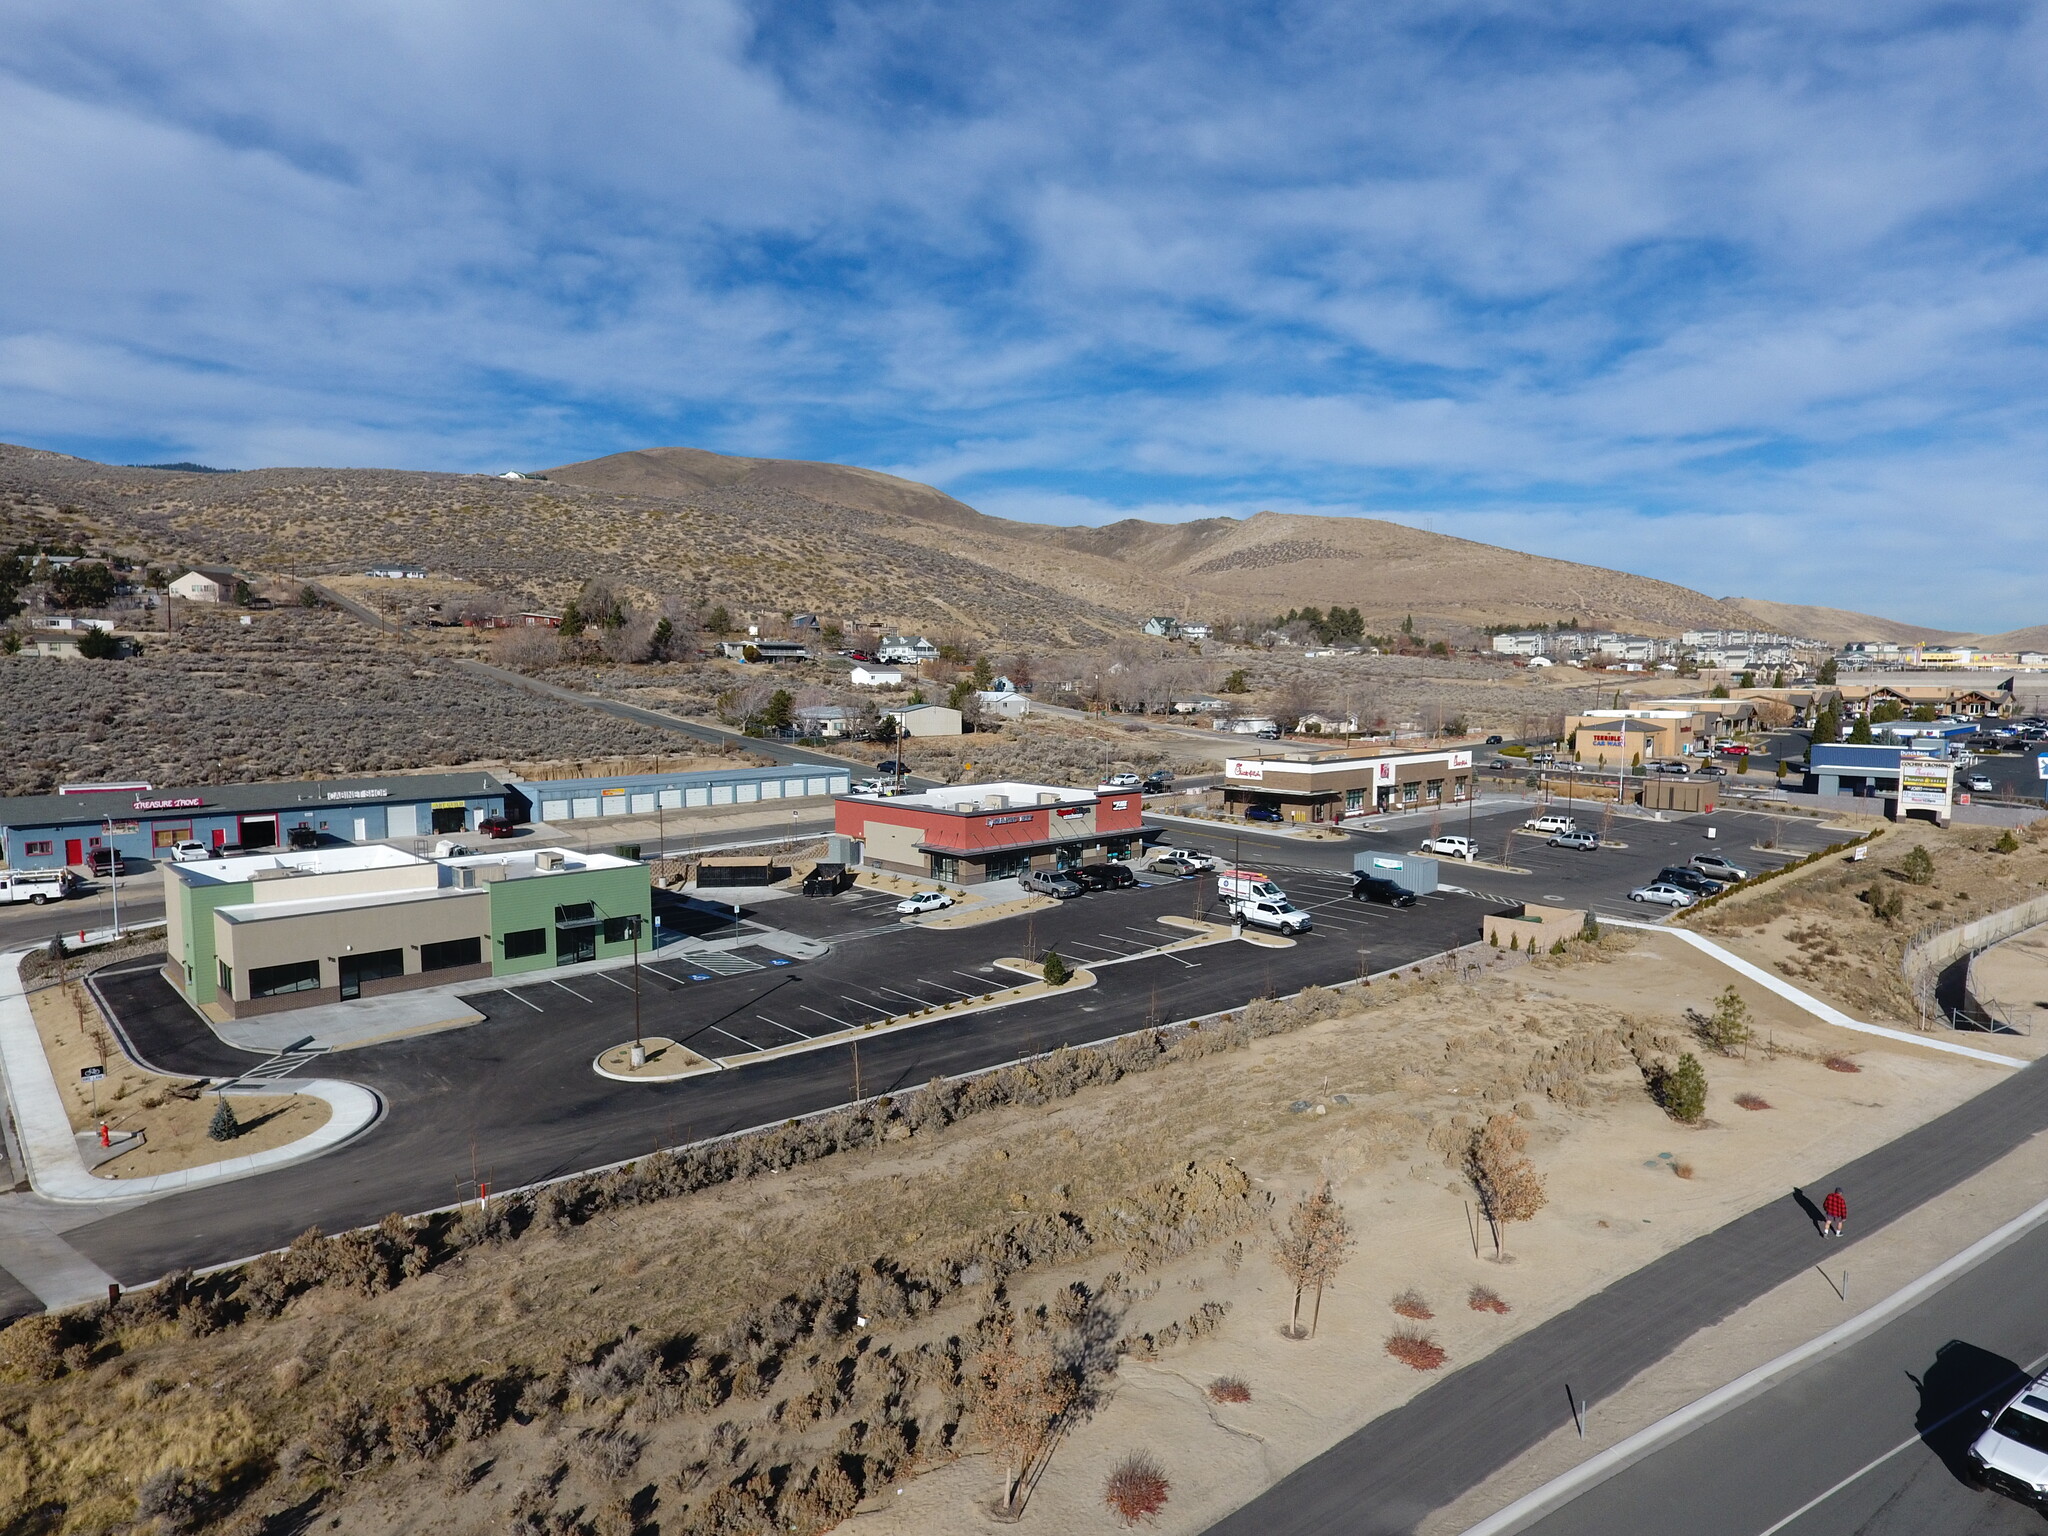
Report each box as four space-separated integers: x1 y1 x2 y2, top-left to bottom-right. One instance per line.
1960 623 2048 652
1720 597 1967 646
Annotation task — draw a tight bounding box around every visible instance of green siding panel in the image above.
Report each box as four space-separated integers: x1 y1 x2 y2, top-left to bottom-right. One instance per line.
488 864 652 977
178 879 252 1004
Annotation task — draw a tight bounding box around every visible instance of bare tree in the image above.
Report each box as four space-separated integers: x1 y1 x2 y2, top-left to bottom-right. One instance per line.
974 1306 1077 1518
1272 1180 1355 1338
490 627 560 670
1465 1114 1547 1260
1272 673 1327 732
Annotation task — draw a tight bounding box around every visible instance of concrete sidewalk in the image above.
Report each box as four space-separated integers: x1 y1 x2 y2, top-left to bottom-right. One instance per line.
0 949 382 1207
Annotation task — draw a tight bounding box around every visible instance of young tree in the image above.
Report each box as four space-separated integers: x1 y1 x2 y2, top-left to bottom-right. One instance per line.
1041 950 1071 987
972 654 996 691
1848 715 1873 744
1465 1115 1547 1260
208 1095 241 1142
762 689 795 733
1700 986 1752 1055
1272 1181 1355 1337
1901 844 1936 885
974 1308 1077 1517
1650 1054 1708 1123
705 604 732 635
1868 883 1905 922
1221 669 1249 694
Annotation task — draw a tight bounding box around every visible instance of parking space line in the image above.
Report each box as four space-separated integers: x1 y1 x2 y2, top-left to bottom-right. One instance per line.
1062 940 1132 956
930 975 979 993
595 972 638 992
877 985 930 1007
757 1015 809 1040
710 1025 766 1052
641 964 689 984
548 979 592 1001
798 1004 851 1028
500 989 544 1012
839 994 892 1018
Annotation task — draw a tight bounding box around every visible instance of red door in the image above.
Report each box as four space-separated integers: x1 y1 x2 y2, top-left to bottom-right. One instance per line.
64 839 82 866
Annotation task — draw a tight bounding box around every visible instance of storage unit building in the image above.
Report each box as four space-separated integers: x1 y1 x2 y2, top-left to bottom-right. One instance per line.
0 773 512 872
508 763 853 825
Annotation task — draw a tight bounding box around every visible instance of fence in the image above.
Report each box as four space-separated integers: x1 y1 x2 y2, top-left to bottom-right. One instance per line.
1902 893 2048 1032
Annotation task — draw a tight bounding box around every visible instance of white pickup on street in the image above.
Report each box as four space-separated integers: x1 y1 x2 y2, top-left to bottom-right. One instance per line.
0 869 78 905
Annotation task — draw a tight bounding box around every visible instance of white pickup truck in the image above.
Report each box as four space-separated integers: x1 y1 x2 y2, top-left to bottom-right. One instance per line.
1217 869 1313 934
0 869 78 905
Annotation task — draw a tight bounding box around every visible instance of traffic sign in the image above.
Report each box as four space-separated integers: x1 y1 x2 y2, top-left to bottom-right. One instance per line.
78 1065 105 1081
2037 753 2048 781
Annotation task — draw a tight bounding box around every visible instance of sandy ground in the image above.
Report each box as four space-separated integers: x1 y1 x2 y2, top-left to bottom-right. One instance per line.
26 979 330 1175
1970 922 2048 1029
854 933 2012 1536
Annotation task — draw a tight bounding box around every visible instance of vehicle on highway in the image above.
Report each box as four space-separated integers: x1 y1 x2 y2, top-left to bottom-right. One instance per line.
432 839 476 858
167 840 212 862
1549 830 1599 850
1228 895 1312 934
1350 873 1416 907
0 869 78 905
1718 742 1752 756
1968 1370 2048 1505
1965 773 1995 792
1424 835 1476 859
1484 734 1504 744
894 890 955 915
1069 863 1139 892
1649 759 1691 774
1524 813 1577 835
1244 804 1284 823
1142 771 1174 793
802 862 853 896
479 815 516 838
1691 853 1750 882
1629 881 1697 908
1695 762 1727 777
1655 865 1724 895
1021 869 1084 899
875 759 906 775
1101 772 1143 789
1528 751 1555 764
1217 870 1287 904
86 848 128 878
1148 849 1215 876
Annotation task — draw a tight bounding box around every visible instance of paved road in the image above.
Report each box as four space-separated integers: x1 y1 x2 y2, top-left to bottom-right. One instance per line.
0 877 161 950
1518 1211 2048 1536
1203 1054 2048 1536
50 870 1483 1286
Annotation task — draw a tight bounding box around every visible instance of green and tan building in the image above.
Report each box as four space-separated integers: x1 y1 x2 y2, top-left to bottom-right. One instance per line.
164 843 652 1018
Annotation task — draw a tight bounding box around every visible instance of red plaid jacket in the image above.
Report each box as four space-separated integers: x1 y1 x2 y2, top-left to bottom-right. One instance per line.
1823 1191 1847 1221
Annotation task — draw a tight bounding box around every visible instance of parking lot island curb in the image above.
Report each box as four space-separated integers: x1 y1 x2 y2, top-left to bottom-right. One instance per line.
0 948 383 1204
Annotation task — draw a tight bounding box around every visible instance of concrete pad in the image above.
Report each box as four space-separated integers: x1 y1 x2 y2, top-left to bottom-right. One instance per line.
211 991 487 1053
0 1197 119 1308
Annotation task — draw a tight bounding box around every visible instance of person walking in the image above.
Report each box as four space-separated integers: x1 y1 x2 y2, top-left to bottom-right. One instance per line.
1822 1187 1847 1239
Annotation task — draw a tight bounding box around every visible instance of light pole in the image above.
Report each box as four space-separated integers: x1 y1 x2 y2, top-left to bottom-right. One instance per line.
629 915 644 1065
103 815 120 940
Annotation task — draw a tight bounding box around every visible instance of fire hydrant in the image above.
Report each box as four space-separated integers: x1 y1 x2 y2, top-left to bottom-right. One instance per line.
98 1122 110 1148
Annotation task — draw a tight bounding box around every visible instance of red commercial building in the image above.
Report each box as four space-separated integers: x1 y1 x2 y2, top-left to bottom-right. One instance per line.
835 781 1145 884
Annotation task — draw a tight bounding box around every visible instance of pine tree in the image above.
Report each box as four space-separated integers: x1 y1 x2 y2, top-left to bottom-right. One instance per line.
1700 986 1751 1055
1902 844 1935 885
208 1095 240 1142
1041 950 1071 987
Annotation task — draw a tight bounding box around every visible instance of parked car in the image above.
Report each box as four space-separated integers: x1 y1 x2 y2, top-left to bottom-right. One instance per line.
1967 1363 2048 1505
1691 853 1750 882
1228 895 1313 933
1217 870 1287 904
479 815 516 838
0 869 78 905
1695 763 1727 777
802 862 853 896
1244 804 1284 823
1149 849 1214 876
851 778 885 795
1424 835 1476 859
1655 866 1723 895
1524 813 1577 835
1548 830 1599 850
1629 882 1697 908
1350 874 1416 907
168 840 213 862
432 839 476 858
1021 869 1084 899
894 890 955 915
86 848 127 877
1070 863 1138 891
1102 772 1143 789
1965 773 1995 793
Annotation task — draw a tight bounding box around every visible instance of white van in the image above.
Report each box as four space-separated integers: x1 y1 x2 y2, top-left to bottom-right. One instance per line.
0 869 78 905
1217 869 1286 904
1523 813 1577 835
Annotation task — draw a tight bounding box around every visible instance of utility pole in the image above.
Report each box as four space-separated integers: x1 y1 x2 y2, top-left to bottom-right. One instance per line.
103 815 119 940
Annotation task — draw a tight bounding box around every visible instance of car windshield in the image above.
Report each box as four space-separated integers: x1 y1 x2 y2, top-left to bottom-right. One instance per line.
1993 1406 2048 1455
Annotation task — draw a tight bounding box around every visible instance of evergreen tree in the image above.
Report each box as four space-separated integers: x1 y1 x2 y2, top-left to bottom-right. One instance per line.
1848 715 1873 744
1041 949 1071 987
208 1095 240 1142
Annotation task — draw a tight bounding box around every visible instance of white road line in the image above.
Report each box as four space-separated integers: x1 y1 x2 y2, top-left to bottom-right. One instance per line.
548 979 591 1001
799 1004 852 1027
499 989 544 1012
877 985 930 1006
838 995 891 1018
710 1025 765 1052
595 972 638 992
641 964 689 984
935 974 984 992
1062 940 1131 956
757 1015 809 1040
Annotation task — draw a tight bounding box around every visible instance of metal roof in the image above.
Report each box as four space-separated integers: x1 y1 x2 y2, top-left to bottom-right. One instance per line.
0 771 508 829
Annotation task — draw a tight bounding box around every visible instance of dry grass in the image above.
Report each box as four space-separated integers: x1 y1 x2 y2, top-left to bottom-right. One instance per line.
1103 1451 1172 1527
1467 1285 1511 1315
1385 1329 1449 1371
1205 1377 1252 1405
1673 1161 1695 1180
1824 1056 1862 1074
1734 1092 1772 1111
1390 1289 1434 1321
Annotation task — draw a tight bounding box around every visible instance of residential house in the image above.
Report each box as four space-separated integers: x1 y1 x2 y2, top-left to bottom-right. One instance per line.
886 703 963 737
1295 711 1360 735
793 705 853 739
719 640 812 664
168 568 236 603
974 691 1031 720
877 634 939 665
1178 623 1212 642
1142 617 1180 638
849 665 905 687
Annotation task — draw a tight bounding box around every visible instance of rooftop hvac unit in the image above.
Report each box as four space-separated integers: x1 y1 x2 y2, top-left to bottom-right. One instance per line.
535 850 567 871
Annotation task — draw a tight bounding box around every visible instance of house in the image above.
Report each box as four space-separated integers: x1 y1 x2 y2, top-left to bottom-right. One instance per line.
168 569 236 603
35 616 116 633
719 640 812 664
793 705 853 739
790 614 821 631
849 665 905 688
885 703 963 737
1172 696 1226 714
366 566 426 579
1296 711 1360 735
877 635 939 665
1143 617 1180 638
1178 623 1212 642
836 781 1144 884
516 612 562 628
974 691 1031 720
1223 717 1280 735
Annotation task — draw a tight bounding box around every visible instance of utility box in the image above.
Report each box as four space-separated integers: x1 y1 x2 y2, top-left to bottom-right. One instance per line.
1353 851 1437 895
1641 778 1717 813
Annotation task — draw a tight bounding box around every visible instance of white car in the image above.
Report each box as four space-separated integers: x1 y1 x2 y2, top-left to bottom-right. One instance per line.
1424 835 1476 859
1101 772 1143 789
1524 814 1577 835
895 890 956 915
1965 774 1995 793
168 840 213 862
432 839 476 858
1970 1367 2048 1503
1629 882 1697 908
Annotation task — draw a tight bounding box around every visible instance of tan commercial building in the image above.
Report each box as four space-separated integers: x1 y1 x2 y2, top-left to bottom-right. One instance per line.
1221 747 1475 824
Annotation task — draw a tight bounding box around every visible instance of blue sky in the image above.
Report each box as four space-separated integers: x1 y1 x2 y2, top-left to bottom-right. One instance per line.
4 1 2047 630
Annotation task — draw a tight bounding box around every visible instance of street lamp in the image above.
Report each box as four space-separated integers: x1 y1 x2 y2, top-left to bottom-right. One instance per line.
103 815 120 941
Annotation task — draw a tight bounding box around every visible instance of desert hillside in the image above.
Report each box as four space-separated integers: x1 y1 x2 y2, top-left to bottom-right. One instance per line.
0 440 1992 644
1720 597 1966 646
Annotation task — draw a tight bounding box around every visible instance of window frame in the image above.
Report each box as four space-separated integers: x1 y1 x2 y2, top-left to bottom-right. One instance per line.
502 927 547 959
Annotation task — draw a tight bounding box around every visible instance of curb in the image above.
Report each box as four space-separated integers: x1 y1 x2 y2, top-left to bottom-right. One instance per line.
1459 1182 2048 1535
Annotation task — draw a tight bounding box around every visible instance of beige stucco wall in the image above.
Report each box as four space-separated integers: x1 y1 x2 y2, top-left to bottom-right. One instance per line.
863 819 924 870
215 889 490 995
246 863 440 905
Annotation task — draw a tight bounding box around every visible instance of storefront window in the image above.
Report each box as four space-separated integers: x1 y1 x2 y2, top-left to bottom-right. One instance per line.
250 959 322 997
1427 779 1443 800
1345 788 1365 810
1402 783 1419 804
930 854 960 882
